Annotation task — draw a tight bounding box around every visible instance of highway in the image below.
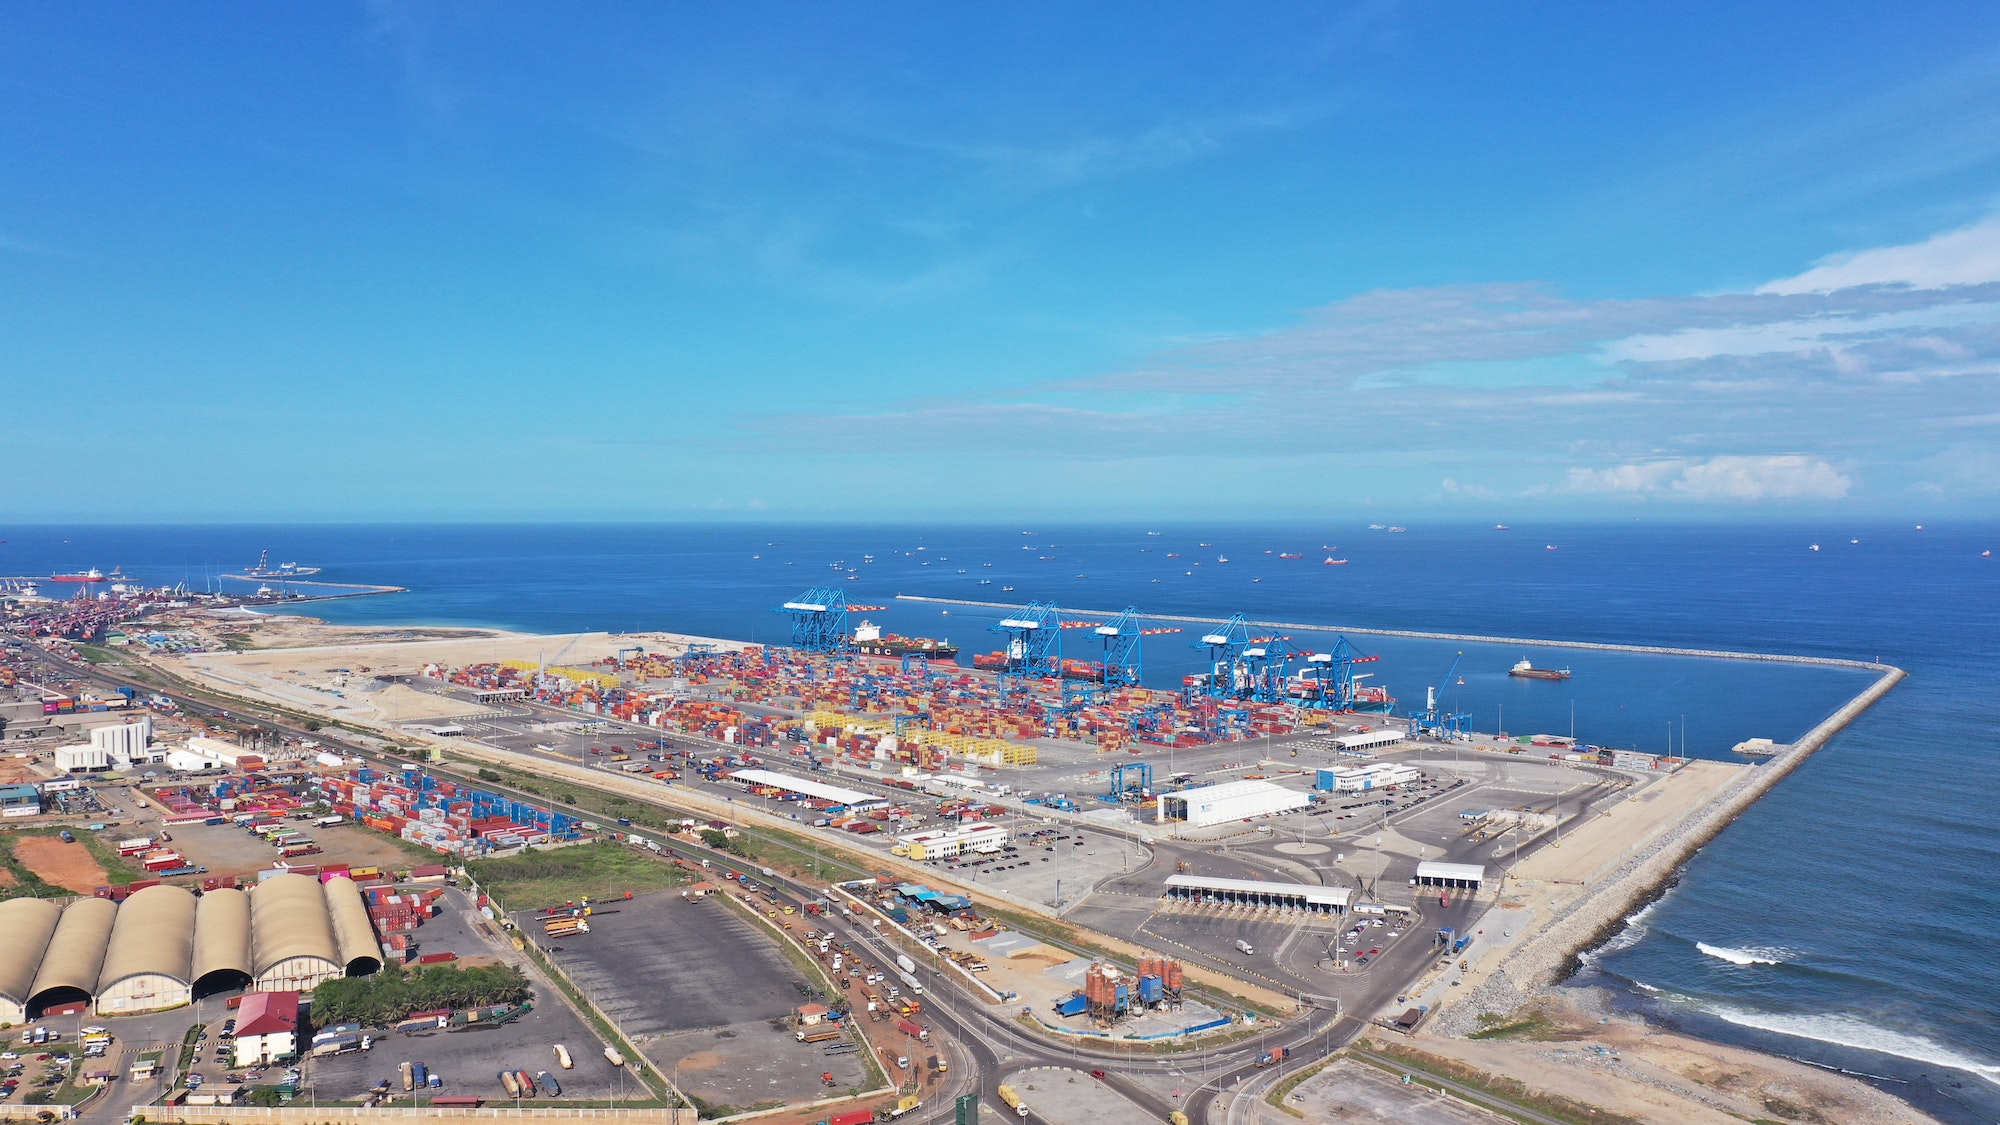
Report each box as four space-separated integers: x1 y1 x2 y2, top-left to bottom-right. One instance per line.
6 640 1489 1124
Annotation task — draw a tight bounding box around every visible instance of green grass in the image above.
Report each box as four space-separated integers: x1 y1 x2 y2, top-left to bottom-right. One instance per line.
468 839 688 913
1265 1060 1328 1118
1467 1010 1563 1040
0 827 146 900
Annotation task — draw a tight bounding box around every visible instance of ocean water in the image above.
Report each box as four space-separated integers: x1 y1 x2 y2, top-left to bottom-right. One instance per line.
5 522 1996 1120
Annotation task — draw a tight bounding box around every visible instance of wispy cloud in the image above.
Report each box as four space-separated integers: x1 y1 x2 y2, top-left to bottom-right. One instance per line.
764 215 2000 504
1565 455 1852 501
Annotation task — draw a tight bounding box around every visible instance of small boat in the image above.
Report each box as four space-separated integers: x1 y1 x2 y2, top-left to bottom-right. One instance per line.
1494 524 1509 530
1278 552 1303 559
1509 659 1571 681
1810 544 1821 551
1323 557 1348 565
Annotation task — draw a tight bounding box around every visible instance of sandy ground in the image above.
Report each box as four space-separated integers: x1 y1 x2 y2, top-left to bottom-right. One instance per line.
1388 993 1938 1125
14 834 109 892
0 759 44 784
1406 761 1744 1009
1513 760 1744 886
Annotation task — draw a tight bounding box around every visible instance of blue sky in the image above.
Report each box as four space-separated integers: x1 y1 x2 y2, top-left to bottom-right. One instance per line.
4 3 1999 521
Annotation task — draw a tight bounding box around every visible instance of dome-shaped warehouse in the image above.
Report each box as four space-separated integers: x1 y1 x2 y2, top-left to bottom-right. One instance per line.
192 887 252 997
96 885 198 1015
322 877 382 976
249 874 342 992
0 899 63 1024
27 897 117 1017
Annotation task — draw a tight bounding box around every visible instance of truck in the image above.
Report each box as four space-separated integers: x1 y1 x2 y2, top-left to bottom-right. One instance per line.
536 1070 561 1097
894 1018 929 1041
401 1061 415 1091
1235 939 1255 955
157 865 208 877
412 1062 429 1088
314 815 346 828
885 1093 924 1118
498 1070 521 1098
828 1112 875 1125
796 1028 845 1044
553 1044 572 1070
515 1070 538 1097
543 918 589 938
603 1047 627 1068
997 1084 1031 1118
117 837 153 855
311 1034 362 1057
395 1015 446 1035
895 953 917 975
1255 1047 1290 1068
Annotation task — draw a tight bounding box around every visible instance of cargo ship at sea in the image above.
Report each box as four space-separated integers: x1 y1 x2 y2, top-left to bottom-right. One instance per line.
48 568 105 583
241 549 322 578
853 621 958 661
1509 658 1571 680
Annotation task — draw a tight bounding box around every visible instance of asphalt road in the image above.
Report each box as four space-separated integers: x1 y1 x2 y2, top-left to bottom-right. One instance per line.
10 640 1490 1125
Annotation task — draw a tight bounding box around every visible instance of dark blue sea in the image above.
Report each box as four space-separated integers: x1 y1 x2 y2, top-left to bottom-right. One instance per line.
5 522 1996 1121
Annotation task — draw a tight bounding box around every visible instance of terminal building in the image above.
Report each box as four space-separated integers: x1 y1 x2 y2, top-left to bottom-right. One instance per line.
892 823 1008 860
1155 779 1309 829
1412 860 1487 890
1162 874 1351 915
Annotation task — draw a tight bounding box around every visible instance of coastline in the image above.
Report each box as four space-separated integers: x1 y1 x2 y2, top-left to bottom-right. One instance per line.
137 608 1934 1123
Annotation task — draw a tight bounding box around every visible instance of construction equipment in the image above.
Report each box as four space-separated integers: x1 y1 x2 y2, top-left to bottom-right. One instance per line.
1409 652 1471 739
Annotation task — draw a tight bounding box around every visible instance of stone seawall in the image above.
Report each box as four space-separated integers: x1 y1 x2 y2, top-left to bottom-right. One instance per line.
895 596 1890 671
1430 664 1905 1035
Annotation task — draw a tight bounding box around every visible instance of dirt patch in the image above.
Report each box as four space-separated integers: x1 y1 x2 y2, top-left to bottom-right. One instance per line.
675 1050 728 1071
0 760 41 785
0 868 17 887
14 835 109 893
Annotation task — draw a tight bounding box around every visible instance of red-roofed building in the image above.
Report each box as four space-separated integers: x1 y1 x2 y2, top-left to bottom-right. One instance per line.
232 991 299 1066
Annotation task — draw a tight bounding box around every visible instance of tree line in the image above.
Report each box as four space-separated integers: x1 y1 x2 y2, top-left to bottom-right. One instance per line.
310 963 531 1028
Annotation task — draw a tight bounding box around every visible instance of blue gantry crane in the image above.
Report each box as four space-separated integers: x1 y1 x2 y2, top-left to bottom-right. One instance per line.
1190 613 1253 700
775 587 851 654
1092 607 1146 690
1242 634 1307 704
1107 761 1154 803
1298 634 1385 710
1409 652 1471 739
991 600 1063 700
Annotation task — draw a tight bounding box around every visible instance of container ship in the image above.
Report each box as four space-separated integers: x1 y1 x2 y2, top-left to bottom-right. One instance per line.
853 621 958 661
1509 658 1571 681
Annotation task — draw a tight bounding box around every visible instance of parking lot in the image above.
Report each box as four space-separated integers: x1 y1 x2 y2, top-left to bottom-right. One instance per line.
302 995 613 1104
522 890 867 1111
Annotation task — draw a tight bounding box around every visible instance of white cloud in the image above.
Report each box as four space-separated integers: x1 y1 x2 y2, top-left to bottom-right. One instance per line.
1760 214 2000 294
1566 455 1851 501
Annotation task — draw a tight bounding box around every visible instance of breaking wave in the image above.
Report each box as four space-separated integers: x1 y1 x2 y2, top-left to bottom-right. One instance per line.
1696 942 1791 966
1702 1005 2000 1087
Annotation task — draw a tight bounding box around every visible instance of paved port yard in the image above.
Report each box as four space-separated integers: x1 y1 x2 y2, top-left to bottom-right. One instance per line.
1004 1067 1154 1125
1268 1057 1502 1124
300 990 615 1104
521 890 868 1112
106 803 425 878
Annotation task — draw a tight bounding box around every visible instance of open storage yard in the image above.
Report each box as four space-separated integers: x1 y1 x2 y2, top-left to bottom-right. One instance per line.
517 889 869 1113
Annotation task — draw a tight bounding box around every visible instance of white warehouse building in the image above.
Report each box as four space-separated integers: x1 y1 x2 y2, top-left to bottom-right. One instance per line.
894 824 1008 860
1334 729 1407 753
1156 779 1309 829
90 718 155 766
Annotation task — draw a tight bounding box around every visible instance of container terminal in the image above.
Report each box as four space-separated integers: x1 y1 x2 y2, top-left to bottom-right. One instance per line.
0 579 1906 1125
